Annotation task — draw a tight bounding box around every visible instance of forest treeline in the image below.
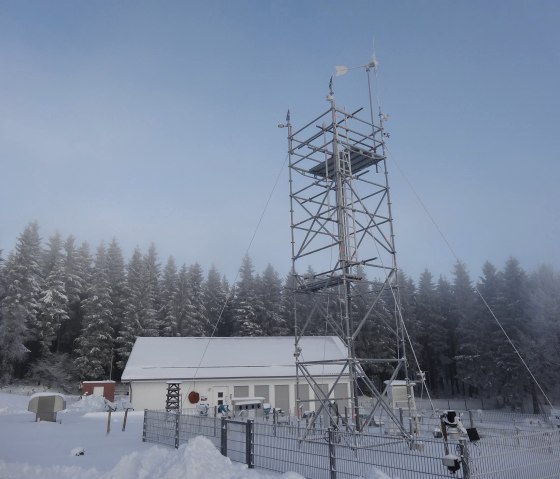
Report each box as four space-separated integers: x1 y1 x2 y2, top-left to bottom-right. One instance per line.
0 222 559 410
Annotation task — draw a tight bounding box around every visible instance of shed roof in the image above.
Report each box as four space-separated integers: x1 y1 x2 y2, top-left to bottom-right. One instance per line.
121 336 348 381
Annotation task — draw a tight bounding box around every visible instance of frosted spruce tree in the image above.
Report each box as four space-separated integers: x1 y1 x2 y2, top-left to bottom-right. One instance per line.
203 265 233 336
496 258 534 409
184 263 208 336
36 233 69 355
256 264 288 336
233 255 263 336
144 243 161 326
0 222 42 373
116 248 158 368
174 264 193 336
528 265 560 403
56 239 91 354
415 269 447 394
75 243 114 380
106 239 126 336
159 256 179 336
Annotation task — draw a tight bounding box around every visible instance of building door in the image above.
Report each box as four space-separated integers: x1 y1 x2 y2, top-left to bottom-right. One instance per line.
93 386 104 397
214 386 229 406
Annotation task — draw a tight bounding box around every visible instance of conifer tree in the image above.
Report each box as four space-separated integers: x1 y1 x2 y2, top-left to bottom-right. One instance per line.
37 233 69 355
0 222 42 371
449 262 476 395
144 243 161 327
203 265 227 335
233 255 262 336
160 256 179 336
57 240 91 354
416 269 447 394
495 257 533 408
527 265 560 403
280 272 297 336
398 272 418 363
471 261 505 398
184 263 208 336
174 264 193 336
436 275 454 394
256 264 287 336
106 239 126 334
116 248 159 368
75 243 114 380
217 275 235 337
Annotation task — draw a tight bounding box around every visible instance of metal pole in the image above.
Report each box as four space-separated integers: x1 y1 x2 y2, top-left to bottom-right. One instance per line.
175 411 180 449
328 427 337 479
220 417 228 456
142 409 147 442
106 410 111 435
245 420 254 468
459 439 470 479
122 408 129 432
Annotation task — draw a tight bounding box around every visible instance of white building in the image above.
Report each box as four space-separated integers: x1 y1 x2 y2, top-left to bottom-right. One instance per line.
121 336 350 414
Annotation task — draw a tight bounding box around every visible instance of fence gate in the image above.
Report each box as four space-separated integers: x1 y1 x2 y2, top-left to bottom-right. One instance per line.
221 418 254 468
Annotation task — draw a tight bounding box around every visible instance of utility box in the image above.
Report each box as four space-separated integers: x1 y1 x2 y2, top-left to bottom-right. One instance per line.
28 393 66 422
81 380 116 402
384 380 417 410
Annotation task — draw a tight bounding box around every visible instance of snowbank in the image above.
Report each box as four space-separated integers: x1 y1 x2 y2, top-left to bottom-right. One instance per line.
0 392 391 479
0 436 305 479
67 394 111 412
108 436 303 479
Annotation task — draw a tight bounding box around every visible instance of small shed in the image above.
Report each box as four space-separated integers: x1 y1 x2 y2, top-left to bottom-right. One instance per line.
81 380 116 402
28 393 66 422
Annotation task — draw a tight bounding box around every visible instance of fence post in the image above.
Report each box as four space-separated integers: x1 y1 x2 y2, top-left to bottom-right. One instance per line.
142 409 148 442
399 408 404 429
175 411 180 449
468 410 474 428
246 420 254 468
122 408 129 432
106 410 112 434
459 439 470 479
328 427 337 479
221 417 228 457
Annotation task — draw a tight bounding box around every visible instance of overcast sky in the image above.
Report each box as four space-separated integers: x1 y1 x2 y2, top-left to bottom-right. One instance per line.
1 1 559 283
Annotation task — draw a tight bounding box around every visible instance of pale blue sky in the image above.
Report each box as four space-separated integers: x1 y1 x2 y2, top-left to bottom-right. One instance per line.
1 1 559 282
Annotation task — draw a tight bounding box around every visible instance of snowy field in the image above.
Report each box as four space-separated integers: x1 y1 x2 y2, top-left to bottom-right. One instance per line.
0 390 315 479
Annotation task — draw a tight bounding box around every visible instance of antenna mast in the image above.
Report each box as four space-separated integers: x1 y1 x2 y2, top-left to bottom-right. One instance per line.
284 70 412 439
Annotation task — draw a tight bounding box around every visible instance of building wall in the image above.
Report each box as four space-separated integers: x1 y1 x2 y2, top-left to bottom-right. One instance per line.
128 377 349 414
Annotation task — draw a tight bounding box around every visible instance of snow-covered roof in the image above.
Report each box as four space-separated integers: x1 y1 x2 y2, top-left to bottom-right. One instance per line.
121 336 348 381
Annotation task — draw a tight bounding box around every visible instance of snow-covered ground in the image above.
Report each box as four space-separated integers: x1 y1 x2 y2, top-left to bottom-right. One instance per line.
0 391 313 479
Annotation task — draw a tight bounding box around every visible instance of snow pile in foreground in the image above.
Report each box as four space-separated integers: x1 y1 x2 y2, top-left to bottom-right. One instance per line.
67 394 110 412
362 468 395 479
0 436 304 479
108 436 303 479
0 393 393 479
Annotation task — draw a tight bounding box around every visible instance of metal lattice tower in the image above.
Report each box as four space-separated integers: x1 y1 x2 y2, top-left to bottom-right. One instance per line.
165 382 181 412
284 75 412 439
